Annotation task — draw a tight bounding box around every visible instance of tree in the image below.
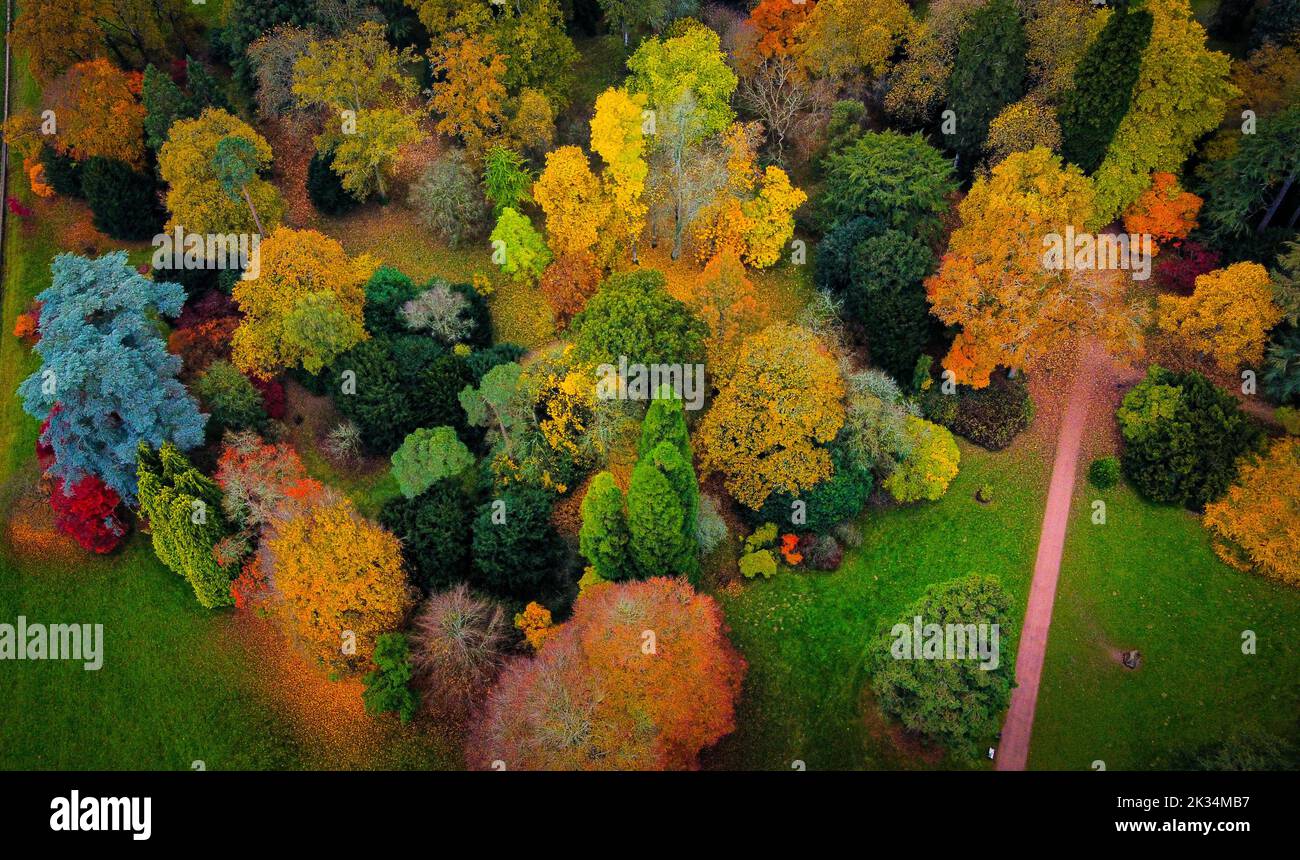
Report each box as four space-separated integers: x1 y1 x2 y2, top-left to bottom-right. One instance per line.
11 0 107 83
482 146 532 215
1199 104 1300 242
698 324 846 509
1057 2 1153 174
590 88 649 260
1263 327 1300 405
470 485 566 600
361 632 418 724
400 282 477 344
212 136 269 236
490 207 551 284
1026 0 1112 104
159 108 284 235
686 252 768 382
946 0 1026 171
267 493 416 671
579 472 632 581
869 574 1016 758
1157 262 1282 372
797 0 914 84
48 473 127 554
598 0 670 45
985 96 1062 165
307 147 360 216
533 146 615 265
80 157 166 241
1122 172 1201 249
849 229 935 383
45 59 146 168
749 0 814 59
408 149 491 248
430 32 508 164
408 584 508 724
1117 366 1264 509
1203 437 1300 587
627 21 737 143
571 270 708 366
736 54 824 165
231 227 374 379
293 22 423 200
539 254 602 325
214 431 309 532
15 0 198 79
693 136 807 269
19 253 205 504
137 443 234 609
247 24 316 122
193 360 267 435
882 416 961 502
627 442 698 580
1091 0 1235 225
818 131 956 236
470 577 745 770
925 147 1100 388
142 57 229 151
391 427 474 499
379 480 475 591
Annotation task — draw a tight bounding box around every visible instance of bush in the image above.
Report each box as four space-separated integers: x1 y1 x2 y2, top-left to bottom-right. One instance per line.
361 632 417 724
81 157 166 241
869 574 1016 759
192 360 267 435
307 147 360 216
695 493 728 555
378 480 476 591
407 148 490 248
408 584 509 724
1117 366 1264 510
49 474 127 554
471 485 568 600
803 534 843 571
752 444 873 533
1088 456 1120 490
884 416 961 502
739 549 777 579
946 372 1035 451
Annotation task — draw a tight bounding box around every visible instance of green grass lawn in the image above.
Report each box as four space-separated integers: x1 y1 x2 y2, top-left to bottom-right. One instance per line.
1030 479 1300 770
709 439 1050 770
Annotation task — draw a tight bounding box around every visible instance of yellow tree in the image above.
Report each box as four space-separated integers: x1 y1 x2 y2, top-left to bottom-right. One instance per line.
231 228 375 379
698 323 845 509
11 0 107 82
430 32 508 165
926 147 1100 388
1157 262 1282 372
590 87 649 262
267 492 416 671
292 21 423 200
686 251 769 381
1203 437 1300 588
533 145 615 267
796 0 914 83
159 108 284 235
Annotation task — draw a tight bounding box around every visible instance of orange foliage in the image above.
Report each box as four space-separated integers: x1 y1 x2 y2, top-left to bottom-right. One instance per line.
686 251 768 381
46 59 146 167
1122 172 1202 252
168 316 239 381
750 0 815 59
24 157 53 197
472 577 746 770
513 601 555 652
779 533 803 565
539 253 601 326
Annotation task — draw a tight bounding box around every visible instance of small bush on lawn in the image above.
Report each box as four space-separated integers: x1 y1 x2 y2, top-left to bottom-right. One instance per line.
1088 456 1120 489
947 372 1035 451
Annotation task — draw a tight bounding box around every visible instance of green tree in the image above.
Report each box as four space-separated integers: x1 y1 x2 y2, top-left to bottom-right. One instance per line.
849 229 936 382
482 145 532 215
571 270 708 366
579 471 633 581
137 442 233 609
490 207 551 284
391 427 474 499
362 632 418 724
627 441 697 580
378 481 475 591
193 360 266 435
946 0 1026 172
818 131 956 236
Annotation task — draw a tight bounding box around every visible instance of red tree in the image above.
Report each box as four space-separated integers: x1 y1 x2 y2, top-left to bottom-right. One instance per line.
49 474 127 554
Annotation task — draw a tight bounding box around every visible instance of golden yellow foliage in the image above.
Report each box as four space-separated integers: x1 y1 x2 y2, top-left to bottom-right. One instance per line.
1157 262 1282 372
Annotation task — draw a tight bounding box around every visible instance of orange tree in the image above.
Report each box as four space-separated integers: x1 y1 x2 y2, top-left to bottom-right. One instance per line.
1203 437 1300 588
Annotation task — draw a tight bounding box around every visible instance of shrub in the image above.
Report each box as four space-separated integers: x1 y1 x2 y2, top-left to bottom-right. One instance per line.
471 485 567 600
378 481 475 591
361 632 417 725
408 584 509 724
408 148 490 248
739 549 777 579
48 474 127 554
947 372 1035 451
695 493 728 555
192 360 267 435
81 157 166 241
869 574 1016 759
307 147 360 216
1117 366 1264 510
1088 456 1121 490
884 416 961 502
803 534 843 571
753 445 873 533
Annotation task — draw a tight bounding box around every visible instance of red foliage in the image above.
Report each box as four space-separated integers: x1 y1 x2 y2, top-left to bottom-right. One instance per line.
49 474 127 554
539 253 601 326
7 196 33 219
1155 241 1221 295
36 413 57 472
251 375 286 420
174 289 240 330
230 555 271 609
168 316 239 380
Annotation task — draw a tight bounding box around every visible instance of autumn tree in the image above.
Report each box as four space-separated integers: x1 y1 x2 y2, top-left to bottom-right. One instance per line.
699 323 846 509
430 32 508 164
925 147 1102 387
985 96 1062 165
45 59 146 168
1157 262 1283 372
14 0 198 79
1122 172 1202 249
946 0 1026 171
882 416 961 502
158 108 284 235
247 24 315 121
266 492 416 671
470 577 745 770
590 87 650 261
533 146 615 267
293 21 422 200
686 251 768 381
1203 437 1300 587
797 0 914 85
408 584 509 724
749 0 813 59
231 228 374 379
490 207 552 284
137 443 234 609
11 0 107 82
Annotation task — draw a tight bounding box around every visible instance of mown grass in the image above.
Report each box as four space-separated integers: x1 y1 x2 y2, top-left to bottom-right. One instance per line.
1030 478 1300 770
709 439 1050 770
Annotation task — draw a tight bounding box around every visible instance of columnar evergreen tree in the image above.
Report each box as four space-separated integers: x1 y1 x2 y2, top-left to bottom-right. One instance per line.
137 443 234 609
627 441 697 580
946 0 1027 171
579 471 633 581
1058 2 1155 174
19 253 206 504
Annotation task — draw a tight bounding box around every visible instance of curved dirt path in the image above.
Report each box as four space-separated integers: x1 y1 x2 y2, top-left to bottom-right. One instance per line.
995 342 1112 771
